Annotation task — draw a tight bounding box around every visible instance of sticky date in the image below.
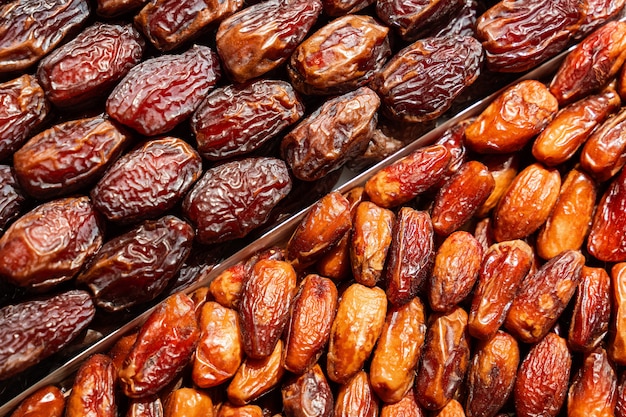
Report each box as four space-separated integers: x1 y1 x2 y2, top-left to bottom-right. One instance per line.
66 354 117 417
0 165 25 233
8 385 65 417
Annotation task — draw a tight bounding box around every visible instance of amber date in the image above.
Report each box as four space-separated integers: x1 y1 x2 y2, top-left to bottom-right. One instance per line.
192 80 303 161
282 364 334 417
475 153 519 218
0 196 103 289
136 0 243 52
76 216 194 312
610 263 626 365
238 259 297 359
380 390 425 417
334 371 379 417
217 403 263 417
567 348 617 417
0 290 95 380
183 157 292 245
514 332 572 417
0 74 50 162
9 385 65 417
92 137 202 224
66 354 117 417
580 106 626 183
14 116 132 199
288 15 390 95
476 0 581 72
119 293 200 398
106 45 221 136
281 87 379 181
0 165 24 233
216 0 323 83
384 208 434 306
163 388 213 417
617 372 626 417
370 35 482 123
0 0 90 73
550 21 626 105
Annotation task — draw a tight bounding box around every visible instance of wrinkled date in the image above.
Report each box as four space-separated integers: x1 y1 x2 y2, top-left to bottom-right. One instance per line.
288 15 390 95
282 364 334 417
183 157 292 245
13 116 132 200
334 370 379 417
65 354 117 417
76 216 195 312
164 388 213 417
0 290 95 380
192 79 304 161
8 385 65 417
580 106 626 183
567 348 617 417
475 153 519 219
106 44 221 137
0 165 25 233
96 0 146 18
610 263 626 365
370 35 483 123
92 137 202 224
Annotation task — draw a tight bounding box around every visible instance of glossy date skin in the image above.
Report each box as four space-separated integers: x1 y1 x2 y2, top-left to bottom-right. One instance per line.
0 74 50 162
0 165 25 233
182 157 292 245
334 370 379 417
0 0 90 73
14 116 132 200
216 0 323 83
191 80 304 161
580 106 626 183
0 196 103 290
610 263 626 365
66 354 117 417
8 385 65 417
76 216 195 312
106 45 221 137
37 22 145 109
282 364 334 417
567 348 617 417
0 290 95 380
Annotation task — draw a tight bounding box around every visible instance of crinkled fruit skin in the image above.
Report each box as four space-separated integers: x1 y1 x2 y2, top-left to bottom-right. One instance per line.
0 290 95 381
65 354 117 417
0 164 25 233
183 157 292 245
282 364 334 417
106 44 221 137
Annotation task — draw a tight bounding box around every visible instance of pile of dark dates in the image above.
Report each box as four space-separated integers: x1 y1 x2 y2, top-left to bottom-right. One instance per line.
1 0 626 415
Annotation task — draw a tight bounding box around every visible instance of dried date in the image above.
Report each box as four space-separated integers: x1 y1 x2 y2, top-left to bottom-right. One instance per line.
65 354 117 417
163 388 213 417
323 0 374 15
0 165 25 233
567 348 617 417
580 106 626 183
9 385 65 417
610 263 626 365
380 390 425 417
281 364 334 417
96 0 146 18
217 403 263 417
475 153 519 218
333 370 379 417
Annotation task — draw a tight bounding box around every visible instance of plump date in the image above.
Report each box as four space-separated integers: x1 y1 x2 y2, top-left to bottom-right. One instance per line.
0 165 25 233
281 86 380 181
0 0 90 73
610 263 626 365
0 196 103 290
13 116 132 200
37 22 145 109
65 354 117 417
0 290 95 380
182 157 292 245
0 74 50 162
288 15 390 95
567 348 617 417
76 216 195 312
334 370 379 417
216 0 323 83
106 45 221 137
96 0 146 18
191 80 304 161
8 385 65 417
370 35 483 123
580 107 626 182
282 364 334 417
323 0 374 15
163 388 213 417
92 137 202 224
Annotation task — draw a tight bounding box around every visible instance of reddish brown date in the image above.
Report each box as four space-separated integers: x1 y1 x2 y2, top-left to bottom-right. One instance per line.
183 157 292 245
323 0 373 15
96 0 147 18
0 165 25 233
567 348 617 417
384 208 434 306
476 0 581 72
192 80 303 161
0 290 95 380
380 390 425 417
281 87 379 181
92 137 202 224
0 196 103 290
106 45 221 136
334 371 379 417
119 293 200 398
126 397 163 417
76 216 194 312
135 0 243 52
216 0 323 83
580 106 626 183
475 153 519 221
216 403 262 417
38 22 144 109
610 263 626 365
0 0 90 73
0 74 50 162
9 385 65 417
66 354 117 417
282 364 334 417
13 116 132 199
288 15 390 95
370 35 483 123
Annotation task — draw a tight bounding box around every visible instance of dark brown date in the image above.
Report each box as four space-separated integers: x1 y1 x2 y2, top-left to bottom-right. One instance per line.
37 22 145 108
282 364 334 417
0 0 90 73
216 0 323 83
96 0 146 18
76 216 194 312
281 87 379 181
92 137 202 224
9 385 65 417
65 354 117 417
0 289 95 380
192 79 303 161
0 74 50 162
119 292 200 398
135 0 243 52
106 45 221 137
13 116 132 199
0 196 103 290
567 348 617 417
288 15 390 95
476 0 581 72
370 35 483 123
323 0 374 15
183 157 292 245
0 165 24 233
